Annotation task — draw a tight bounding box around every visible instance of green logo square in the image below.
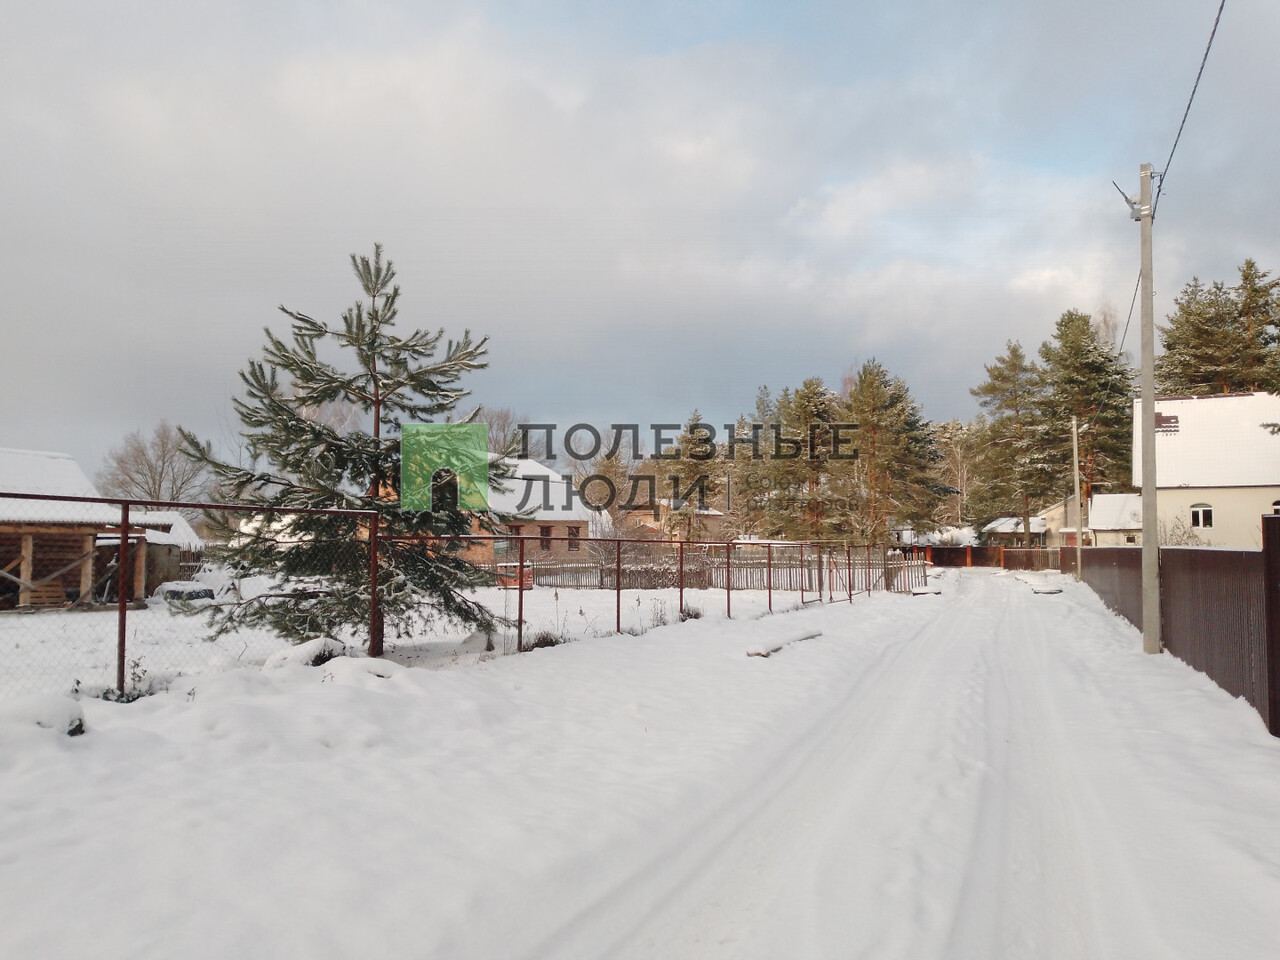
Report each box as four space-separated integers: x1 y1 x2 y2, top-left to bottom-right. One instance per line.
401 423 490 511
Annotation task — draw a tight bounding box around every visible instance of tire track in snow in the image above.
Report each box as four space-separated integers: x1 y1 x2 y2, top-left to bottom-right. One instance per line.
527 569 1008 958
939 574 1158 959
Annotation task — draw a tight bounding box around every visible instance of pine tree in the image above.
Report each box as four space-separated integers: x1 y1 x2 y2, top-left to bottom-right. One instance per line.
755 379 841 540
182 245 497 650
1038 310 1134 508
836 360 943 543
716 387 776 540
969 340 1051 546
1234 259 1280 388
1156 261 1280 395
934 418 983 529
664 410 722 540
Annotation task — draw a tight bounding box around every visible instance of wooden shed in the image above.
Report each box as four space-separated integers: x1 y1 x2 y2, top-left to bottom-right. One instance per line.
0 448 120 608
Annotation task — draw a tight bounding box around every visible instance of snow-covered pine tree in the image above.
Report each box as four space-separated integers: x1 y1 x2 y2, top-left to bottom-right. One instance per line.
1156 261 1280 395
1037 310 1134 508
664 410 722 540
182 245 502 652
933 417 985 531
969 340 1052 547
769 379 839 540
837 360 944 543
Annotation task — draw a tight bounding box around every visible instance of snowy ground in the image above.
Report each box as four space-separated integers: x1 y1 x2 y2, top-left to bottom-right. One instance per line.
2 568 1280 958
0 585 801 698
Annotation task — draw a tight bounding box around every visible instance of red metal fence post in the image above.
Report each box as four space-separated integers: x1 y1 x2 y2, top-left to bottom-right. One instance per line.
725 542 732 619
368 511 383 658
117 502 129 695
766 543 773 613
615 539 622 634
517 537 526 653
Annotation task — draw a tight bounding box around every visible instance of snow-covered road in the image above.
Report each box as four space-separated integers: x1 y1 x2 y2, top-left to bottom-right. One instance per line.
3 569 1280 958
565 570 1280 959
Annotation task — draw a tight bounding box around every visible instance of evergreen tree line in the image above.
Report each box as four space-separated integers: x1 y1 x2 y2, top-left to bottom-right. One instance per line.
956 259 1278 545
167 246 1276 647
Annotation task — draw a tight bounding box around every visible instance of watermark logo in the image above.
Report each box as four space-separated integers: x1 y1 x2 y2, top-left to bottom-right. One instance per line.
401 423 489 511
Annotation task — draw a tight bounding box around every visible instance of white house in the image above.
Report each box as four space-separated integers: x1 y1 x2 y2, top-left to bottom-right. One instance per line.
1088 493 1142 546
1132 392 1280 548
981 516 1047 546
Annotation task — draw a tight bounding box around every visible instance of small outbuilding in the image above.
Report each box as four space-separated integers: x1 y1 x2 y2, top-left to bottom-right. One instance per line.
0 448 119 608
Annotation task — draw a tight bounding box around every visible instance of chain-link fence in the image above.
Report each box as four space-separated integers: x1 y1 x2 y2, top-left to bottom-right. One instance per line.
387 535 928 657
1 490 926 698
0 492 372 700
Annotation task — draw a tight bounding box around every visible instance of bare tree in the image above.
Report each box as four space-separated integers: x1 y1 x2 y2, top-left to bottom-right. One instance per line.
96 421 212 507
1093 302 1121 350
479 405 547 460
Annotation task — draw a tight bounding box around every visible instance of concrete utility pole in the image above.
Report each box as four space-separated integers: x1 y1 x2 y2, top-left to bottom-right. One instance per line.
1072 416 1084 581
1137 163 1162 654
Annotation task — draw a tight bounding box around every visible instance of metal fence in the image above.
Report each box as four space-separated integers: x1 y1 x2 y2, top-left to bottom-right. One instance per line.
401 536 926 655
1 490 925 699
921 545 1060 570
0 491 372 701
1077 533 1279 736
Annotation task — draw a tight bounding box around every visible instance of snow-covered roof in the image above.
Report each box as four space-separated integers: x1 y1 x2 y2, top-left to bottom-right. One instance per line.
1133 392 1280 488
913 526 979 546
133 511 204 550
982 517 1047 535
488 458 595 523
0 447 118 525
655 497 723 516
1088 493 1141 532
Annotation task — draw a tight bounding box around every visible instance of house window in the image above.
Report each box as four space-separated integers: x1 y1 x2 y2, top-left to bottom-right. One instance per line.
567 526 581 551
1190 503 1213 529
1125 535 1137 544
1272 501 1280 516
539 526 553 551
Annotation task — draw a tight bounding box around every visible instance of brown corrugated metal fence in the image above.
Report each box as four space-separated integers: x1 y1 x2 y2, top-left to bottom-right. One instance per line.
1077 529 1279 735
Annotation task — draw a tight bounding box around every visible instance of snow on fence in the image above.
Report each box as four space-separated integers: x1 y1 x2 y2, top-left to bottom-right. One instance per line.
0 490 925 700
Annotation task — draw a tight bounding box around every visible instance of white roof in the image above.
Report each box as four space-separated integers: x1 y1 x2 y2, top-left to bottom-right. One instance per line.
1088 493 1142 532
1133 393 1280 488
488 458 595 523
134 511 204 550
0 448 118 525
983 517 1047 535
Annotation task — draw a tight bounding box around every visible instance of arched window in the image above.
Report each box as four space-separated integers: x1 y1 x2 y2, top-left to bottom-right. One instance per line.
1272 501 1280 516
431 468 459 512
1190 503 1213 529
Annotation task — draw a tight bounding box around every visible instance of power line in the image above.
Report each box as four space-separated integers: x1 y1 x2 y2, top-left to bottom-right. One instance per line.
1118 270 1142 356
1119 0 1227 354
1153 0 1227 219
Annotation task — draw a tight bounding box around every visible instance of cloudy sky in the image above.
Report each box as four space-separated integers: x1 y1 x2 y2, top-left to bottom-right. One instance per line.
3 0 1276 475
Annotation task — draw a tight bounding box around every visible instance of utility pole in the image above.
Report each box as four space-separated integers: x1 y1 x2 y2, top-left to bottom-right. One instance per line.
1137 163 1161 654
1072 416 1083 581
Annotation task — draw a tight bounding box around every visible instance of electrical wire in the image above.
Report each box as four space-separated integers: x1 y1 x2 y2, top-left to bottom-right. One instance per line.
1153 0 1227 220
1118 0 1227 354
